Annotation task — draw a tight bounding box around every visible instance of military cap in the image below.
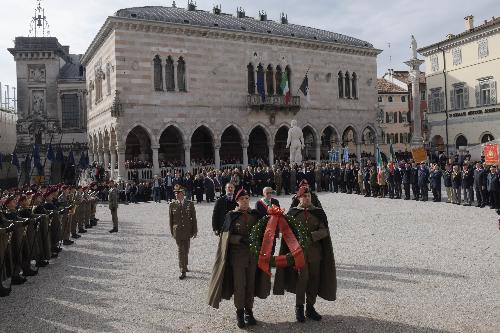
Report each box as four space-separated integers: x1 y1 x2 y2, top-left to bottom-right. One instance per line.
296 186 311 198
235 188 249 201
173 184 185 193
298 179 309 187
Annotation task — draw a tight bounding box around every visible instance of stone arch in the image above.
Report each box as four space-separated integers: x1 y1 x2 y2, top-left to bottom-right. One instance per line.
248 125 270 164
320 125 340 160
455 134 468 150
479 132 495 144
342 125 359 159
274 124 290 162
123 122 156 146
302 125 318 161
220 125 243 165
190 125 215 164
159 125 185 166
125 125 153 163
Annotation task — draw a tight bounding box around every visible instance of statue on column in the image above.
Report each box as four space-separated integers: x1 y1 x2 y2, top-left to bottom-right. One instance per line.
286 119 304 164
410 35 418 59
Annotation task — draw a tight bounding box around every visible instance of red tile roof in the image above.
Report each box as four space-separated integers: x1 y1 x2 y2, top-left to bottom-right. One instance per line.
377 78 407 93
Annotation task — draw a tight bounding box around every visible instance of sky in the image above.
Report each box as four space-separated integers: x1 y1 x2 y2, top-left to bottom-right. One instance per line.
1 0 499 102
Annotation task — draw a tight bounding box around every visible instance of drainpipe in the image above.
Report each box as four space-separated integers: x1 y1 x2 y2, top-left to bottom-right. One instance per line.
438 45 449 155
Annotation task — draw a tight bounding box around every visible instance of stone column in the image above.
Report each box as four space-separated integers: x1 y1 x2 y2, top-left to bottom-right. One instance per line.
315 144 321 163
103 149 110 171
173 62 178 92
268 141 274 167
214 145 221 169
152 144 160 176
356 144 362 163
88 152 94 166
110 150 116 179
242 143 249 168
117 146 126 180
184 144 191 172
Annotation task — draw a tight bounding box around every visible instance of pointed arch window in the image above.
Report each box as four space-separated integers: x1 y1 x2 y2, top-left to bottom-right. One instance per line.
345 72 351 98
266 64 274 95
247 63 255 94
177 57 186 92
285 65 292 91
166 56 175 91
352 72 358 99
275 66 283 95
153 55 163 91
338 71 344 98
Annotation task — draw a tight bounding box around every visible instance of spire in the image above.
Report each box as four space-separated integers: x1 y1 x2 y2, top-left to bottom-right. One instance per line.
29 0 50 37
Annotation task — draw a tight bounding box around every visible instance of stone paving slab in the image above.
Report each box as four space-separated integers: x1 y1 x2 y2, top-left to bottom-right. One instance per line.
0 192 499 333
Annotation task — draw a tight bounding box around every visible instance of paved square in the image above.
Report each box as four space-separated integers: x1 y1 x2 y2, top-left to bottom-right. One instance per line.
1 193 499 332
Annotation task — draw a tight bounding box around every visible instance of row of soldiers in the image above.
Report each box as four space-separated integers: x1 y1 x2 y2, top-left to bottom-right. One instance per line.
0 183 99 297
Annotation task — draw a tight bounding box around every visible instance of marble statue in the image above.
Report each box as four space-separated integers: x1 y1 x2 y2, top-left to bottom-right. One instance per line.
411 35 418 59
286 119 304 164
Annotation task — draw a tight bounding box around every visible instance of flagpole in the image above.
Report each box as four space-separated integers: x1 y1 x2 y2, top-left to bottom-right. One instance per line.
295 66 311 96
53 131 64 184
40 133 54 185
4 143 16 186
20 143 36 188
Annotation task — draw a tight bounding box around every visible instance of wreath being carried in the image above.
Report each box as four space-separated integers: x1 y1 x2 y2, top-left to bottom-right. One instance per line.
249 205 310 276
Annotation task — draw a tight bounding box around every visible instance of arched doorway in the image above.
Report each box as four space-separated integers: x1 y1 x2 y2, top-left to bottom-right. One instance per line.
191 126 214 165
455 135 468 150
302 126 317 161
125 126 152 162
220 126 243 165
159 126 184 166
361 126 376 160
481 133 495 143
321 126 339 160
342 126 358 159
248 126 269 165
274 125 289 162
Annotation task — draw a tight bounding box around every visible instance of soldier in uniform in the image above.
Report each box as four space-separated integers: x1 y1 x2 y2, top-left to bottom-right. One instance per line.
57 185 74 245
169 185 197 279
208 188 271 328
290 180 322 209
108 180 119 233
273 186 337 323
274 167 283 196
31 192 52 265
0 206 15 296
443 164 453 203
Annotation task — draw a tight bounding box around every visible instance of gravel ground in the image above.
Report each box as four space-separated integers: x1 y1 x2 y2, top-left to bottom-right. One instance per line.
0 192 499 333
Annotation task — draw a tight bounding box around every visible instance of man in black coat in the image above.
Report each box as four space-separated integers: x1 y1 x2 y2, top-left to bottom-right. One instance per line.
255 187 281 219
410 162 420 200
212 183 237 235
282 167 291 195
461 163 474 206
417 162 430 202
429 164 442 202
474 163 487 207
401 163 412 200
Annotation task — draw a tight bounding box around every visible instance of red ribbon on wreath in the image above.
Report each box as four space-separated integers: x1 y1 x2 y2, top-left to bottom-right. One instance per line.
258 205 305 276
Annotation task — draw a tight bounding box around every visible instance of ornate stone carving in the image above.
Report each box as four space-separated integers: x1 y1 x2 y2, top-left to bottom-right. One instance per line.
31 90 45 115
28 64 46 82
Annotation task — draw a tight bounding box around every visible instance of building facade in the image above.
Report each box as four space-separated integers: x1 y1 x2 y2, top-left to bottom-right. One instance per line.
418 15 500 154
81 5 381 180
0 107 17 154
377 77 411 156
8 37 87 184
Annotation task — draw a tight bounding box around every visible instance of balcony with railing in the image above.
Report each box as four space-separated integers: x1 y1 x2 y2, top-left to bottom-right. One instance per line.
247 94 300 111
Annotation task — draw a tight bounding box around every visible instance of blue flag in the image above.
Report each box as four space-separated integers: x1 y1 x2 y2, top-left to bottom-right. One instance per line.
47 144 55 161
343 147 350 163
11 152 19 169
256 69 265 102
56 146 64 162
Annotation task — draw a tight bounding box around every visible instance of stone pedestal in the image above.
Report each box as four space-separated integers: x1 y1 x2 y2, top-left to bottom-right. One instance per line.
404 57 425 148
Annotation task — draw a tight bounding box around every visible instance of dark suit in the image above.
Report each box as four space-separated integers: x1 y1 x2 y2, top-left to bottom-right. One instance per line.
255 198 280 219
212 194 237 233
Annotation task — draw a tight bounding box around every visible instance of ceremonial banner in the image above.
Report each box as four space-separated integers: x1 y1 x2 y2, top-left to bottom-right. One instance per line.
484 144 499 165
411 147 427 163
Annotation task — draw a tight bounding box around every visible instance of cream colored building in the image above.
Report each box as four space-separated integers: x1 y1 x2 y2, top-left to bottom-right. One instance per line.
377 77 411 156
81 4 382 180
418 15 500 154
0 107 17 154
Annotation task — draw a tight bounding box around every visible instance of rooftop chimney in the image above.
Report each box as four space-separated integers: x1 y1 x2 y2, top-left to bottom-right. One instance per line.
187 0 196 11
259 11 267 21
280 13 288 24
464 15 474 31
213 5 221 15
236 7 245 18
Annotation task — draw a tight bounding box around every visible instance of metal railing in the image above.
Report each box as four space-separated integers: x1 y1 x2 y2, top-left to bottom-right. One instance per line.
247 94 300 110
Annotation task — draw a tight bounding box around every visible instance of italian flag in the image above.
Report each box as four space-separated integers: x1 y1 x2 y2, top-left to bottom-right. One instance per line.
280 71 290 105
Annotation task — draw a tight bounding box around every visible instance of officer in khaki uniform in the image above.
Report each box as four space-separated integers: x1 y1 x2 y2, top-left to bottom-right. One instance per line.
169 184 197 280
108 181 119 233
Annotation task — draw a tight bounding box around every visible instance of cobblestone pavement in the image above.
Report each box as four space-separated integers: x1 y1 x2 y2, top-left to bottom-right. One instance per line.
1 192 499 333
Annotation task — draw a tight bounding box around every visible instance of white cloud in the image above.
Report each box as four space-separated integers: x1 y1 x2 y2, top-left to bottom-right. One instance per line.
1 0 498 94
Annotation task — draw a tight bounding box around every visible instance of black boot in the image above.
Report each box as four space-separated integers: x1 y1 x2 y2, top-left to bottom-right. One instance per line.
108 228 118 233
236 309 245 329
295 304 305 323
244 309 257 326
63 239 74 245
0 285 11 297
23 268 38 277
71 233 81 239
306 304 322 321
79 228 87 234
11 275 27 285
36 260 49 268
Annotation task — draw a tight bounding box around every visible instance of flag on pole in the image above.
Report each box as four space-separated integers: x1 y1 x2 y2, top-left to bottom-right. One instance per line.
33 144 43 175
376 145 383 171
79 151 87 169
67 151 75 166
47 143 55 161
280 71 290 105
299 74 310 103
11 152 20 169
343 147 349 163
56 146 64 162
389 143 395 162
257 69 266 102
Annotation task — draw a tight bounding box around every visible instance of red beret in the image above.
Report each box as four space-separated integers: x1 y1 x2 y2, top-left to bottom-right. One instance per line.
235 188 249 201
1 195 16 208
43 187 58 198
298 179 309 187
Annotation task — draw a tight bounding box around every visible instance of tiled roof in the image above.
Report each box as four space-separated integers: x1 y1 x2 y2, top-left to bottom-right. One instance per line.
392 71 426 85
418 16 500 53
114 6 374 49
377 78 407 93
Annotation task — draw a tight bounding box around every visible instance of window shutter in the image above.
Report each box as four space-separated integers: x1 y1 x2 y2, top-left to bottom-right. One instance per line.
428 94 433 112
463 87 469 108
475 85 480 106
439 91 445 111
491 81 497 104
386 113 389 123
399 111 403 123
449 90 455 110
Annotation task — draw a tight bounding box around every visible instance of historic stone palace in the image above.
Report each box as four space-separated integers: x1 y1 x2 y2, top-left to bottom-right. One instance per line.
81 4 381 180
